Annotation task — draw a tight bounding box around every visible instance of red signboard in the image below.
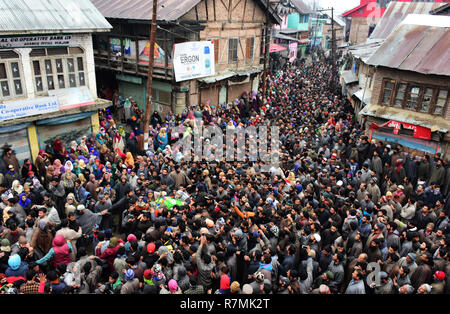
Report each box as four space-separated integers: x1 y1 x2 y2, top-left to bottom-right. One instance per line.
369 120 431 140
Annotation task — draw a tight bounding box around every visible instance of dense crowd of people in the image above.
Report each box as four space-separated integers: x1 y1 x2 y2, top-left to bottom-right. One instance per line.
0 57 449 295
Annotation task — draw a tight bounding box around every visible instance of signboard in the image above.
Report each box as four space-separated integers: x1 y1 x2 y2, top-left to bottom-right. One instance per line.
48 86 95 110
370 120 431 140
0 35 74 49
173 41 215 82
0 97 59 121
289 42 298 63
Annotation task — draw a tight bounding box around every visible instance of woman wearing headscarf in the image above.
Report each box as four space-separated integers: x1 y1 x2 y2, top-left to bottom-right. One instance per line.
11 180 23 195
110 129 123 152
18 193 32 214
126 133 138 156
150 111 162 129
125 152 135 169
35 234 73 268
78 173 87 186
53 139 68 161
62 168 77 195
53 159 64 177
157 128 168 152
79 137 89 156
72 161 82 176
115 148 126 163
64 160 74 172
95 132 105 151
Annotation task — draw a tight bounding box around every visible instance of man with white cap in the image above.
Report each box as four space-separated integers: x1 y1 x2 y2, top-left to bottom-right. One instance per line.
417 283 432 294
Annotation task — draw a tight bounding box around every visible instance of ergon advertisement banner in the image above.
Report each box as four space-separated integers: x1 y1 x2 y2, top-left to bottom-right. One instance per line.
0 97 59 121
173 41 215 82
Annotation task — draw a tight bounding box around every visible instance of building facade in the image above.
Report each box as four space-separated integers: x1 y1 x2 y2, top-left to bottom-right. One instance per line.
360 15 450 157
0 0 112 164
91 0 280 115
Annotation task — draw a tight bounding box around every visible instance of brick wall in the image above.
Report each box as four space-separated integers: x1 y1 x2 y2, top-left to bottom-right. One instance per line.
228 81 252 102
349 16 380 44
182 0 265 72
370 66 450 121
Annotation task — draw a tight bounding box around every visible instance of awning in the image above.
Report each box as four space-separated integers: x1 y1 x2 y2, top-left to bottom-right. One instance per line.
198 72 235 84
340 70 359 84
0 122 31 134
36 111 96 126
269 44 287 53
274 33 300 42
0 98 111 128
279 29 304 34
353 88 372 105
198 67 263 84
359 103 450 133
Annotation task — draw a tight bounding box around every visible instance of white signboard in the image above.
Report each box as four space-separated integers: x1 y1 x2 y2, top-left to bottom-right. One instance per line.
173 41 215 82
0 35 74 49
0 97 59 121
48 86 95 110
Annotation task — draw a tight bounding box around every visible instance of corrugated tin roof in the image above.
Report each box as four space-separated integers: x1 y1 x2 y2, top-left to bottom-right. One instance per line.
90 0 202 21
0 0 112 34
349 39 383 62
341 70 359 84
369 1 442 40
353 88 372 105
290 0 313 14
360 103 450 133
430 3 450 15
91 0 281 23
366 16 450 76
274 32 300 42
279 28 304 34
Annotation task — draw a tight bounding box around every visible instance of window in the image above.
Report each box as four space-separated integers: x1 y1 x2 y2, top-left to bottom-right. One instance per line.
246 37 255 60
33 60 44 92
381 80 394 105
30 47 86 93
214 40 219 65
433 89 448 115
393 83 407 108
420 87 434 113
405 85 420 110
0 53 24 100
379 78 448 116
159 90 171 104
228 38 238 63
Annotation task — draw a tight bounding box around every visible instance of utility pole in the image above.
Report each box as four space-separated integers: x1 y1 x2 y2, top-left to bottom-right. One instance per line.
262 0 270 105
142 0 158 150
316 6 338 93
331 6 336 93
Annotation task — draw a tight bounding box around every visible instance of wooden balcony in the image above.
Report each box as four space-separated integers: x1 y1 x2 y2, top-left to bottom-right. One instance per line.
93 33 174 81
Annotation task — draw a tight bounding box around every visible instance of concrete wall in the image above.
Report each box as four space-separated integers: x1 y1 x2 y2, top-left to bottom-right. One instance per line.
8 33 98 101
